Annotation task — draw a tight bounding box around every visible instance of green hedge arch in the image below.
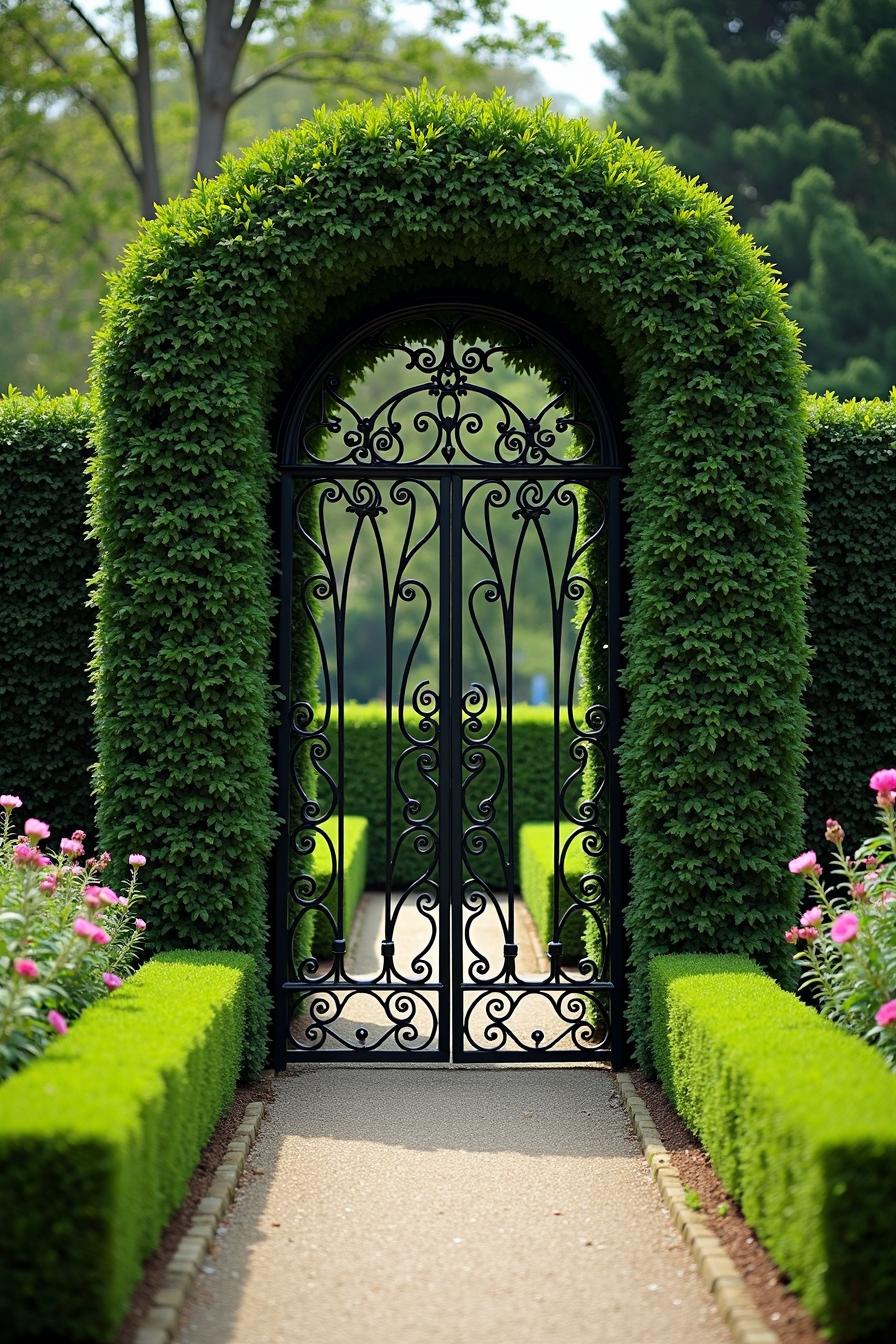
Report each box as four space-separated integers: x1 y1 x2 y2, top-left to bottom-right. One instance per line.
91 87 809 1068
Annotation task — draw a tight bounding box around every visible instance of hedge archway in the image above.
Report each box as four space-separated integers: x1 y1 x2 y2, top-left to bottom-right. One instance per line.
91 87 808 1070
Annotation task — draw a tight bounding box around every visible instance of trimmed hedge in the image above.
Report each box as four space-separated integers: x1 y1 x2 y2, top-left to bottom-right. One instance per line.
518 821 588 960
0 389 96 839
89 87 807 1067
334 701 573 890
309 813 369 958
650 954 896 1342
804 395 896 849
0 951 253 1343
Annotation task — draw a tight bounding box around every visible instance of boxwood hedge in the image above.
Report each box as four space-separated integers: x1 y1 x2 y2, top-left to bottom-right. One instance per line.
0 951 253 1343
518 821 588 960
0 389 95 839
89 87 808 1064
650 953 896 1341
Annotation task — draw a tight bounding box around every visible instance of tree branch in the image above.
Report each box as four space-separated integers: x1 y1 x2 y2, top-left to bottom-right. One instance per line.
230 47 399 104
25 206 64 227
63 0 134 84
14 17 143 192
236 0 265 46
27 155 82 198
167 0 198 75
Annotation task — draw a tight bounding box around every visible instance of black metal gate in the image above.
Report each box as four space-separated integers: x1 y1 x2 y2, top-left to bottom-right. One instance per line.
273 303 624 1066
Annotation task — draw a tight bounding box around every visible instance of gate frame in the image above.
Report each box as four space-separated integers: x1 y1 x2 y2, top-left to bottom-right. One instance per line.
271 297 628 1068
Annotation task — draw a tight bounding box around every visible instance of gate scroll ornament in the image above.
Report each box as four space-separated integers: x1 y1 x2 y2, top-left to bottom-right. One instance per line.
273 302 624 1066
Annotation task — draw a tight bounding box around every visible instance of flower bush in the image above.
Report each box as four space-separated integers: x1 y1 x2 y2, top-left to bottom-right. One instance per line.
0 794 146 1080
786 768 896 1067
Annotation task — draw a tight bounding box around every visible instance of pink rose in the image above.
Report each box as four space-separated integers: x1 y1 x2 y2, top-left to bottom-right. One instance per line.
788 850 817 875
47 1009 68 1035
128 853 146 868
800 906 822 928
134 918 147 932
14 958 39 980
875 1000 896 1028
869 769 896 794
831 912 859 944
23 818 50 842
784 925 800 944
102 972 122 991
0 794 22 809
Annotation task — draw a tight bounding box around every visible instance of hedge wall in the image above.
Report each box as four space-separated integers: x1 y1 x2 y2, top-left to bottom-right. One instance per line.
650 954 896 1341
0 951 253 1343
86 88 808 1064
804 394 896 850
0 390 95 839
308 813 368 959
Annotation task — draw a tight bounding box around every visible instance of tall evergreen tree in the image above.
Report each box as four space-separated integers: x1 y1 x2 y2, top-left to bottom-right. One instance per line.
599 1 896 396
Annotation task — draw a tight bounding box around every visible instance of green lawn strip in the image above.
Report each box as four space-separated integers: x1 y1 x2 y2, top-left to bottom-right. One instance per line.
518 821 590 960
650 953 896 1342
310 814 369 956
0 951 253 1343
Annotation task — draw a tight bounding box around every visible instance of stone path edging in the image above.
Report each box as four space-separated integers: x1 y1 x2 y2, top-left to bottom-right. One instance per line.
614 1072 779 1344
134 1100 265 1344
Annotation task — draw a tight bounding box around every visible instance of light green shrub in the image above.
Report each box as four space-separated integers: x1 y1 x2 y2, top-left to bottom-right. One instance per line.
518 821 589 959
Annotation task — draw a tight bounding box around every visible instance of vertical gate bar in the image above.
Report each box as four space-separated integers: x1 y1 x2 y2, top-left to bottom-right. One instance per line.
438 475 453 1057
448 474 464 1058
335 496 346 951
607 474 626 1069
273 473 294 1071
551 496 563 958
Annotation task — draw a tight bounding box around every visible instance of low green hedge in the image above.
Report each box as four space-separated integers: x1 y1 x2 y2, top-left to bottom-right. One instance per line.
650 954 896 1342
310 814 369 957
518 821 588 960
0 950 254 1343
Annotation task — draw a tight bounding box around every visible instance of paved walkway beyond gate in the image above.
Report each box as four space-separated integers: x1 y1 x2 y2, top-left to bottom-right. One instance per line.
176 1065 731 1344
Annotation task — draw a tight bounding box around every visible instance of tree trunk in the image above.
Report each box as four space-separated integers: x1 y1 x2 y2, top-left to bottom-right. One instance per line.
191 0 244 181
132 0 162 218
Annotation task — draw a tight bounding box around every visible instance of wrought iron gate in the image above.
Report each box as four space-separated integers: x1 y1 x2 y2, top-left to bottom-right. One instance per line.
273 303 624 1067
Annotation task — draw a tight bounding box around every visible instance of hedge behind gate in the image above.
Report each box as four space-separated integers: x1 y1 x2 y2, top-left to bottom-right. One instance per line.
86 87 808 1066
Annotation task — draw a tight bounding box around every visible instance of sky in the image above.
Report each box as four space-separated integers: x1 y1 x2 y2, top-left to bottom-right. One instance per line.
394 0 624 111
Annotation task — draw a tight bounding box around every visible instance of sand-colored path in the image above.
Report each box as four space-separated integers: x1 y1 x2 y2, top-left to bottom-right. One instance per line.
176 1065 731 1344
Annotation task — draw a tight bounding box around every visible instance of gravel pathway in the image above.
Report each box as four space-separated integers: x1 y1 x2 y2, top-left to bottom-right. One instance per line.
176 1064 731 1344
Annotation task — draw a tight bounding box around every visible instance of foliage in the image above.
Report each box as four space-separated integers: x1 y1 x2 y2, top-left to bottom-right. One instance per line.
600 0 896 397
0 950 252 1342
0 798 146 1080
786 786 896 1068
804 395 896 842
0 388 95 833
0 1 554 392
650 953 896 1341
90 87 807 1066
308 813 369 959
518 821 589 960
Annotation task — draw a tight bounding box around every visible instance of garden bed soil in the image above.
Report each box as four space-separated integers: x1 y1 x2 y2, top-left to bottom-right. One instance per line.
630 1070 823 1344
115 1075 274 1344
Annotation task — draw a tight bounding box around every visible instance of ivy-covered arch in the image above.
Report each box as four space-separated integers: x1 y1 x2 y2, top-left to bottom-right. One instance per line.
91 87 808 1070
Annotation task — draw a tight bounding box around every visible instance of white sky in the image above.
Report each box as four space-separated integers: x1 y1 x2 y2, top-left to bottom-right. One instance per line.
393 0 624 111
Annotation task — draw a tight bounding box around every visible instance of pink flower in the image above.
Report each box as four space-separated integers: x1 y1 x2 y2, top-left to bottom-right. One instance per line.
72 829 86 842
798 927 818 941
800 906 822 928
851 882 867 901
91 927 110 946
14 958 39 980
99 851 111 867
60 837 83 856
869 769 896 794
831 912 860 944
98 887 118 905
39 874 57 893
13 842 43 867
23 818 50 842
784 925 800 944
83 892 101 908
47 1010 68 1035
117 897 128 908
128 853 146 868
134 918 147 932
102 972 122 991
825 818 844 844
875 1000 896 1029
0 794 22 809
880 891 896 905
73 917 107 942
70 863 84 876
788 850 817 875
